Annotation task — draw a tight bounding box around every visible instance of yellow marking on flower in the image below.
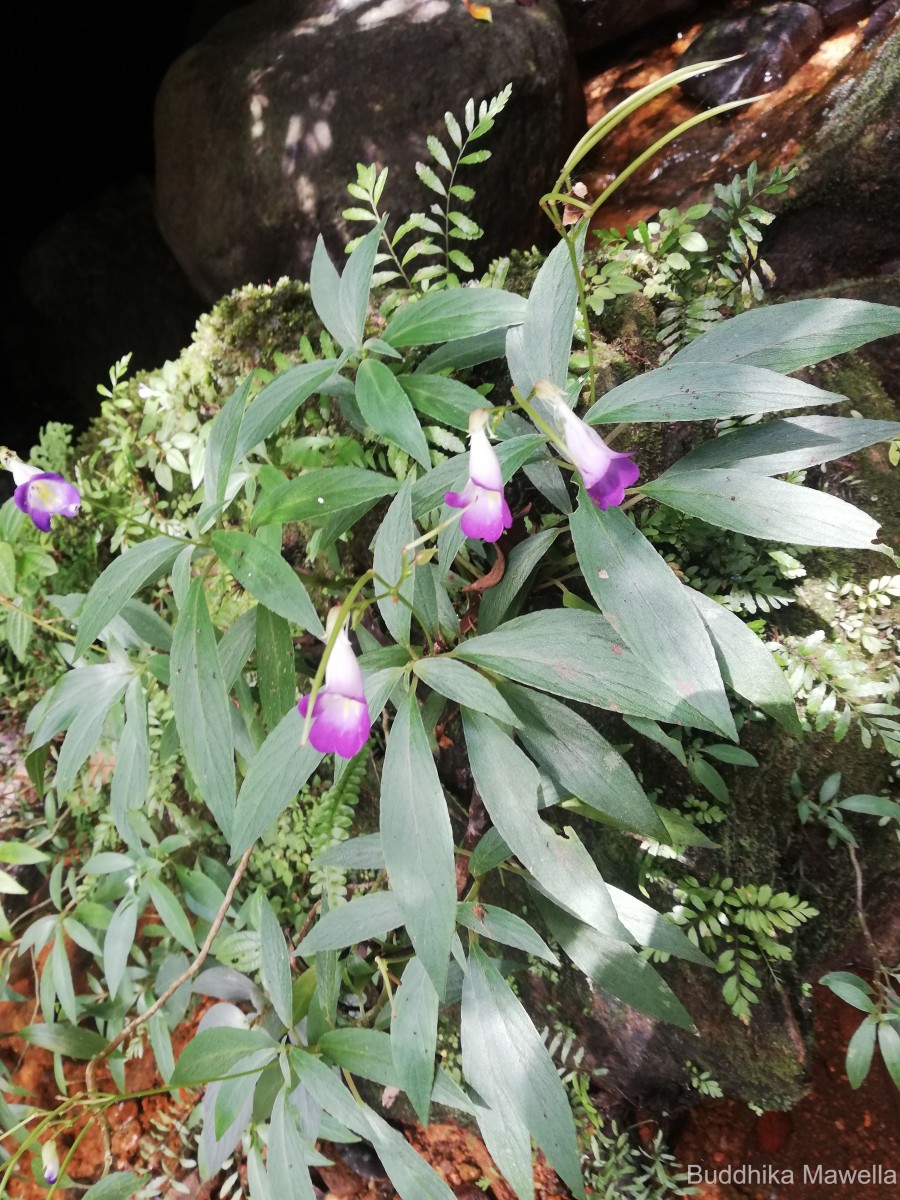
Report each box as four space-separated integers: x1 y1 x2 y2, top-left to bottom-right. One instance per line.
463 0 492 21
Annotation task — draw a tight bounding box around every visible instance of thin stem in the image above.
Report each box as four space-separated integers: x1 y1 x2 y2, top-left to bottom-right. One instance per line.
0 595 77 642
848 843 887 983
511 390 566 454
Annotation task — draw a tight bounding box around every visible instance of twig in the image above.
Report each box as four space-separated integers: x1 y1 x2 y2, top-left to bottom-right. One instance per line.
84 845 254 1170
847 843 887 981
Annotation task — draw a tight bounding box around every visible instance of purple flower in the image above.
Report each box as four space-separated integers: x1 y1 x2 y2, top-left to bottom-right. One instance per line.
553 397 639 511
444 409 512 543
298 614 371 759
6 457 81 533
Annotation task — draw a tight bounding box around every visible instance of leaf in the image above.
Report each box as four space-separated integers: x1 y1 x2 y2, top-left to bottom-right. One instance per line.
536 897 693 1028
236 359 340 460
392 957 439 1125
294 891 404 956
252 466 400 528
212 531 324 635
335 222 387 347
365 1109 459 1200
373 477 415 646
104 895 139 998
259 897 292 1027
665 415 900 478
230 708 323 858
398 374 486 431
507 226 585 396
877 1022 900 1090
413 657 520 726
148 877 196 953
53 671 131 801
380 693 456 996
256 606 297 732
311 236 352 347
846 1019 877 1088
571 501 735 739
170 1027 278 1088
499 684 666 839
642 469 885 551
171 579 235 837
200 374 252 528
268 1089 317 1198
463 709 629 942
586 362 841 425
75 536 185 657
462 945 586 1199
51 935 77 1024
313 832 385 871
457 902 558 965
417 327 511 374
607 886 711 965
82 1172 146 1200
820 971 876 1012
355 359 431 469
416 161 447 196
0 842 49 865
671 298 900 373
384 288 527 348
17 1021 107 1059
686 590 801 734
319 1027 398 1087
454 609 725 733
0 540 15 594
478 528 559 634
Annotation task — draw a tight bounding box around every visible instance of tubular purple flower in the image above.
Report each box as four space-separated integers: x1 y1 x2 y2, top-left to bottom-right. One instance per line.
2 452 81 533
534 382 638 511
444 409 512 543
298 610 371 759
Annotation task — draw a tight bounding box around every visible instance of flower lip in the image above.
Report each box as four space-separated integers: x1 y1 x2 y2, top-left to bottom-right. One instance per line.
13 472 82 533
443 409 511 543
555 403 639 511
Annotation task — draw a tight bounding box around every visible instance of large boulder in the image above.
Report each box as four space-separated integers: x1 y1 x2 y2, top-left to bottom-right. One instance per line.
154 0 584 302
555 0 700 53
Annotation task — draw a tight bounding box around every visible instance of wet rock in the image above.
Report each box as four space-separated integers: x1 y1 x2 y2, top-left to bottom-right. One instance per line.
155 0 584 302
807 0 873 32
555 0 699 53
680 4 825 107
763 23 900 292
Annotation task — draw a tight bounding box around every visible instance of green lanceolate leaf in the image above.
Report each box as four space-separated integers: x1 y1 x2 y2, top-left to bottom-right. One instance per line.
462 945 586 1199
259 897 292 1027
17 1022 107 1059
230 708 322 858
642 469 886 551
171 1027 278 1088
373 477 416 647
147 876 196 953
268 1089 317 1198
536 897 693 1028
311 235 354 347
392 956 439 1125
294 891 404 956
846 1019 877 1089
380 692 456 997
200 374 252 528
319 1027 398 1087
413 657 520 726
75 536 185 657
171 579 236 838
340 220 387 349
252 466 400 528
384 288 527 348
478 528 559 633
82 1172 147 1200
463 709 629 943
212 531 324 635
670 298 900 373
506 224 585 396
664 415 900 478
104 894 140 997
586 362 841 425
498 683 666 839
53 670 132 801
687 590 801 734
457 902 559 965
355 359 431 468
256 606 297 731
571 500 736 740
398 374 487 430
606 886 711 965
877 1022 900 1090
236 359 340 460
454 609 724 733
